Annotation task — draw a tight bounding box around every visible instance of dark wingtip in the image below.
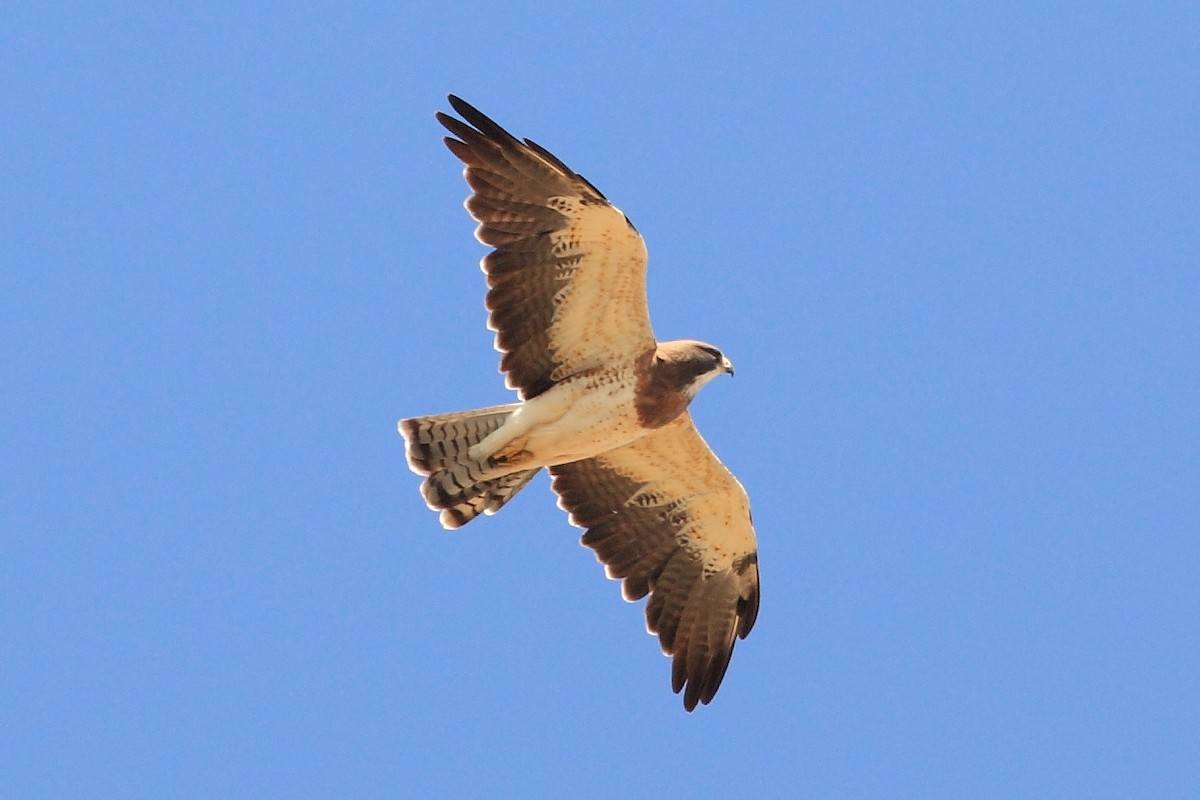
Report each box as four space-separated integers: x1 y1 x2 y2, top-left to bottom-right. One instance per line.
442 95 516 144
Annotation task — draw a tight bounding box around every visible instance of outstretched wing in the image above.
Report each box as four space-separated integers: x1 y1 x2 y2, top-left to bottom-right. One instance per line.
549 414 760 711
438 96 656 400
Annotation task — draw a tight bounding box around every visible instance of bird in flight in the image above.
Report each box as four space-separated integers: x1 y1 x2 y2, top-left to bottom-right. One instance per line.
399 96 760 711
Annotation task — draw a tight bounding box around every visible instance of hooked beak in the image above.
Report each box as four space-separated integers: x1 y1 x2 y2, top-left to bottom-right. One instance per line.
721 356 735 376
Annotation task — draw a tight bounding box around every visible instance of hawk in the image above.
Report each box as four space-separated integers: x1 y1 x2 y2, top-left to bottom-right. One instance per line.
399 96 760 711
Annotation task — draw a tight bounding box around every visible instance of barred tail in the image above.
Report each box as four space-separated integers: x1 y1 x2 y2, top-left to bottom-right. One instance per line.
398 404 539 529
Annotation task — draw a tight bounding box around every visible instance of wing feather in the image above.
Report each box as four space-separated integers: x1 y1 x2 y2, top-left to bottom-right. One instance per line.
438 96 655 399
550 414 760 711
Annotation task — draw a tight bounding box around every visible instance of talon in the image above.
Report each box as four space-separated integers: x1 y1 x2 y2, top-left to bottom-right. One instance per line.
495 448 532 467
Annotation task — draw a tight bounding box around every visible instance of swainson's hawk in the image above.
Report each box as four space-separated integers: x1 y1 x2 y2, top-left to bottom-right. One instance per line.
399 96 759 711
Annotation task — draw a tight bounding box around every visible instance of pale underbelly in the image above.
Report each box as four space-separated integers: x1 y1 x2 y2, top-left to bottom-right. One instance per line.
523 384 647 465
485 366 655 467
525 411 646 465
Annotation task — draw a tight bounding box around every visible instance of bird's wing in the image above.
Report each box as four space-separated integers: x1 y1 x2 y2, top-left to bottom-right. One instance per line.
549 413 760 711
438 96 656 399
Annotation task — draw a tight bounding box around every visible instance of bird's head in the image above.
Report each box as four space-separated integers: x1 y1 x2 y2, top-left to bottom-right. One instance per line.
656 340 734 399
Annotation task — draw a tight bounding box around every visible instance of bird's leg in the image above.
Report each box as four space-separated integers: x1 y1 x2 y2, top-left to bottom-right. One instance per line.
492 439 534 467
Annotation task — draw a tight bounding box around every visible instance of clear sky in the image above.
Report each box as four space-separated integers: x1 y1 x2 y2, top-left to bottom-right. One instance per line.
3 3 1197 798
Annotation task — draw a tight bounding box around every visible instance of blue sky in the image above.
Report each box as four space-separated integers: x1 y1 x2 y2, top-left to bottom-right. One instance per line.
3 3 1197 798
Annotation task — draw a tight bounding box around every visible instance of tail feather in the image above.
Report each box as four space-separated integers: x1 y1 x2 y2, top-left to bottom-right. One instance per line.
398 404 539 529
433 468 539 529
400 402 519 473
